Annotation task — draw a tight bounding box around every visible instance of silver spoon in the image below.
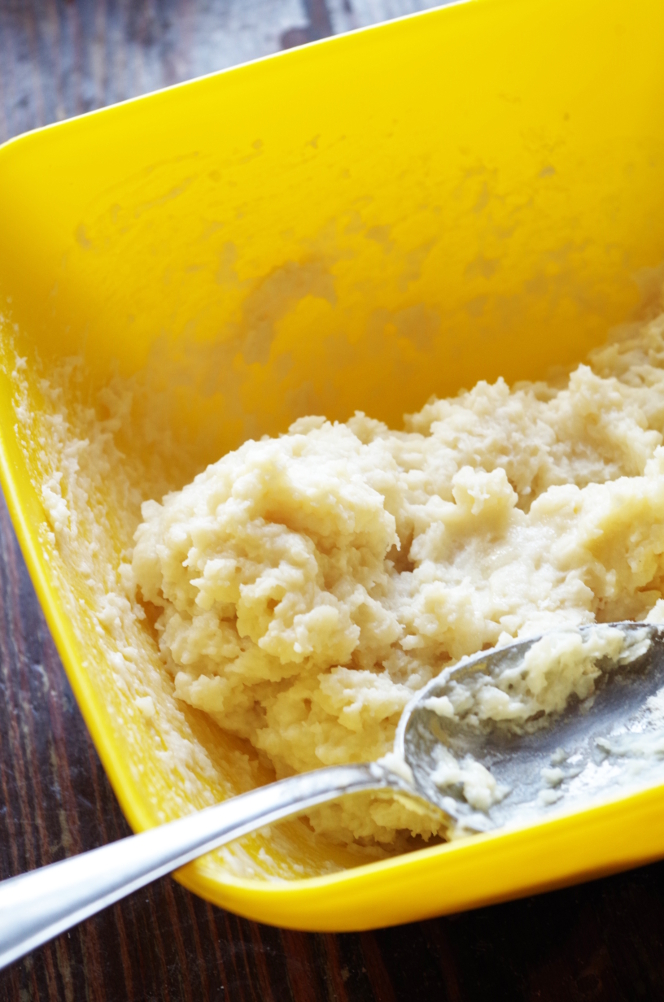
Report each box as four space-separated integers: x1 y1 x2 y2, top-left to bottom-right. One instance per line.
2 620 663 970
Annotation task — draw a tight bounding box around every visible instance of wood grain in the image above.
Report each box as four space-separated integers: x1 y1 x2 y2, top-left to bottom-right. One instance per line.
3 2 664 999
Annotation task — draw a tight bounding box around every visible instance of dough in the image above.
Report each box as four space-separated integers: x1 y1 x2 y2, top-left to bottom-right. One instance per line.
132 305 664 846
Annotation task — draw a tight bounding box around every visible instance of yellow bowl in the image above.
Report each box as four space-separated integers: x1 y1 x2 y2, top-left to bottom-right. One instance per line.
2 0 664 931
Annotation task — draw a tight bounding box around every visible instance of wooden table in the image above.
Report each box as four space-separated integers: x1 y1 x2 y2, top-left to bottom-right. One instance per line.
2 2 664 999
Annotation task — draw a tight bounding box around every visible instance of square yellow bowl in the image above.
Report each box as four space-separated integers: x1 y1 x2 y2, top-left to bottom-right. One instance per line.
2 0 664 931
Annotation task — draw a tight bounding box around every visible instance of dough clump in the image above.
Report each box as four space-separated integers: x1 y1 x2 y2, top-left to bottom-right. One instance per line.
132 307 664 846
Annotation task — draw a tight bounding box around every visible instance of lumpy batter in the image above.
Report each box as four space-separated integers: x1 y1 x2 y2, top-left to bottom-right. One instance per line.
132 305 664 846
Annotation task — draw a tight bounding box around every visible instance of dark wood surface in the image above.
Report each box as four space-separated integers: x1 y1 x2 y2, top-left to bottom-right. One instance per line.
2 2 664 999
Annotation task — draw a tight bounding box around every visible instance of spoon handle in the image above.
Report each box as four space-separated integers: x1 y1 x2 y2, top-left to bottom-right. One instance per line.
0 762 406 971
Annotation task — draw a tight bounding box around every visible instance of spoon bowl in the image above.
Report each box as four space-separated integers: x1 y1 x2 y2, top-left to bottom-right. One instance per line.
398 622 664 833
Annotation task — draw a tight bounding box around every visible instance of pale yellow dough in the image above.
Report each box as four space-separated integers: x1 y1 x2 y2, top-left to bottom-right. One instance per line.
132 307 664 846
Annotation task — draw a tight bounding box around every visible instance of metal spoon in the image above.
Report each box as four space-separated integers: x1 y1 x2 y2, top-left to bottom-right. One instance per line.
2 620 664 970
